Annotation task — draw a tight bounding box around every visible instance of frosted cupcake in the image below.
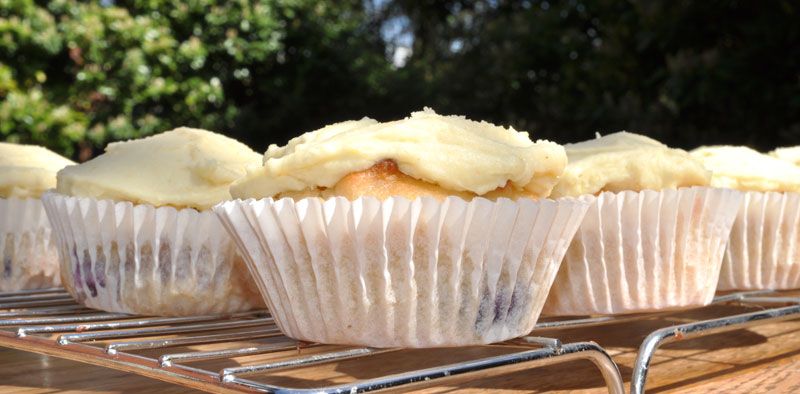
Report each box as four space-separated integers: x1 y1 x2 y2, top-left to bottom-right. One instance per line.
216 108 589 347
0 142 74 291
692 146 800 290
43 128 265 316
543 132 742 315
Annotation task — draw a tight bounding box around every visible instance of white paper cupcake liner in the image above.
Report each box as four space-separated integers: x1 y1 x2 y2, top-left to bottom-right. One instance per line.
0 197 61 292
42 192 264 316
543 187 742 316
718 191 800 290
214 196 588 348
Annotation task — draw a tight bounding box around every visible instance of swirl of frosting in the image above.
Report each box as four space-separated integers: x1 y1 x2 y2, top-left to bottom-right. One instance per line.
550 131 711 197
230 108 566 199
57 128 261 210
692 145 800 193
0 142 75 199
770 146 800 166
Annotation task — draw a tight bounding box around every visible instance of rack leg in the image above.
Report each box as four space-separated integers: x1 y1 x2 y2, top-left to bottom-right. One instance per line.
576 342 626 394
630 303 800 394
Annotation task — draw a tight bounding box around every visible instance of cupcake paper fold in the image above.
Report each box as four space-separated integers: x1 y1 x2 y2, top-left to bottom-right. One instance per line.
718 191 800 290
543 187 742 316
214 196 589 348
0 197 61 291
42 192 263 316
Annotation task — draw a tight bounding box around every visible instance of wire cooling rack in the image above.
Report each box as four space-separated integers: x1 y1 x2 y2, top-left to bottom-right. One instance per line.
1 288 800 393
0 288 624 393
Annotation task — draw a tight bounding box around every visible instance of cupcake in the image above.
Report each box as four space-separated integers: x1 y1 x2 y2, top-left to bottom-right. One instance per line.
43 128 265 315
230 112 565 201
0 142 74 291
543 132 742 315
692 146 800 290
216 108 589 347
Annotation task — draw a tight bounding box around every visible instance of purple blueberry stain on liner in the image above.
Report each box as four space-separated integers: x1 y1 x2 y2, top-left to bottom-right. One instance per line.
94 253 107 288
82 249 98 297
2 255 10 279
70 246 87 303
474 282 496 335
495 289 513 324
474 281 528 336
2 235 12 278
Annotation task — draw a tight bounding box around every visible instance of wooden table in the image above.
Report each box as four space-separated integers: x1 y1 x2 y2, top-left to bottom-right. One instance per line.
2 304 800 393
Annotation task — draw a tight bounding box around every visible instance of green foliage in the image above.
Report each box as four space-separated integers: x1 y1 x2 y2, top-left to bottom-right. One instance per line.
0 0 389 158
0 0 798 159
387 0 800 149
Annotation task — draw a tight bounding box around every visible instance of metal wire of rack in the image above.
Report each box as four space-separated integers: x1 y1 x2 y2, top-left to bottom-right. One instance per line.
2 288 800 393
0 288 625 394
535 290 800 394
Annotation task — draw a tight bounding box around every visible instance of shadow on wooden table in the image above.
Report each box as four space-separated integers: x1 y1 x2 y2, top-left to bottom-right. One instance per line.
331 346 631 392
648 346 800 393
536 304 772 351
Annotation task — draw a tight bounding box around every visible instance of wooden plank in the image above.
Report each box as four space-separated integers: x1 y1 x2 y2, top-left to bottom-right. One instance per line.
0 347 190 393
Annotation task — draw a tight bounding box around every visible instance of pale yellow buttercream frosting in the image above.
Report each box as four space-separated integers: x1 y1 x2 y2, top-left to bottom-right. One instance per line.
770 146 800 166
57 128 261 210
230 108 567 199
691 145 800 193
0 142 75 199
550 131 711 198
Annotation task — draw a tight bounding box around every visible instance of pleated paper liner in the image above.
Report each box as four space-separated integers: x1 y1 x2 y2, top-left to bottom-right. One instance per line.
0 197 61 291
42 192 264 316
214 195 589 348
543 187 742 316
718 191 800 290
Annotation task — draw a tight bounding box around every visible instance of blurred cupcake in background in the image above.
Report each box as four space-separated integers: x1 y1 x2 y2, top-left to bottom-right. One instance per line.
692 146 800 291
43 128 265 316
0 142 74 292
543 132 742 316
217 108 589 347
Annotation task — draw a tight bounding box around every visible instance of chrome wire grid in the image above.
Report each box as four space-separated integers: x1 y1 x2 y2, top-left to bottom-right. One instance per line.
537 290 800 394
2 288 800 393
0 288 624 393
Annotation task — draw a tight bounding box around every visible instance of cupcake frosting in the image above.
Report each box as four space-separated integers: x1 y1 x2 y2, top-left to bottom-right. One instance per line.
550 131 710 197
0 142 75 199
770 146 800 166
57 128 261 210
691 145 800 193
231 108 566 199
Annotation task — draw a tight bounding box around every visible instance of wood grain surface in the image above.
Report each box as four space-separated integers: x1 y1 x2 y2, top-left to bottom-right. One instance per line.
2 303 800 393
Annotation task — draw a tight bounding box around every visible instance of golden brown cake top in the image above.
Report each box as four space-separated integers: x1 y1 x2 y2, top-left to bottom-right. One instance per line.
550 131 711 198
0 142 75 199
57 128 261 210
692 145 800 193
231 108 566 199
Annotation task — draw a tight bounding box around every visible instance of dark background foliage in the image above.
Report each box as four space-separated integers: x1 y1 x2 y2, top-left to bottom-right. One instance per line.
1 0 798 160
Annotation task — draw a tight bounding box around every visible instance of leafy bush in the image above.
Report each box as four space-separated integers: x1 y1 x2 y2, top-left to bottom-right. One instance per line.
389 1 800 149
1 0 390 158
1 0 798 159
